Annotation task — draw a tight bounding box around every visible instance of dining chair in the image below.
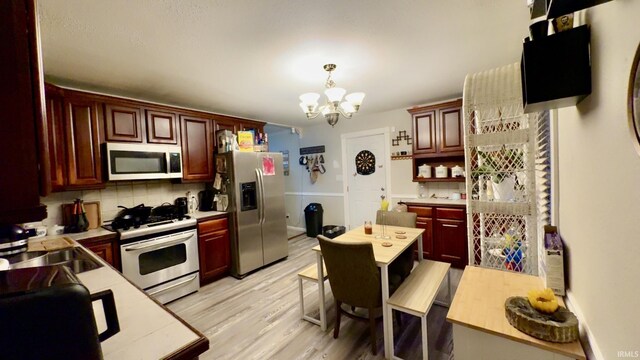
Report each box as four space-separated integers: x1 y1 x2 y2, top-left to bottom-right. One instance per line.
317 235 402 355
376 210 418 281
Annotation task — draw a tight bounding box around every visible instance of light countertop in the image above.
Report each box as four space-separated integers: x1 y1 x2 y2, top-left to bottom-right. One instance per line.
446 266 585 360
191 210 228 221
29 232 209 359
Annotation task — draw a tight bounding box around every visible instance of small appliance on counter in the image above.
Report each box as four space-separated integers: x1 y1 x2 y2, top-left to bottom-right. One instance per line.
0 265 120 360
175 197 189 216
198 189 216 211
0 224 35 257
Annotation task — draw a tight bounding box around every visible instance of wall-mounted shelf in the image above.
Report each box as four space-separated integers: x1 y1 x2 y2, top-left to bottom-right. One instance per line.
413 177 465 183
391 155 412 161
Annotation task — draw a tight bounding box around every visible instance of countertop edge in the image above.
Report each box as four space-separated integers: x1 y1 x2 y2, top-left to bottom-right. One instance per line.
71 236 210 360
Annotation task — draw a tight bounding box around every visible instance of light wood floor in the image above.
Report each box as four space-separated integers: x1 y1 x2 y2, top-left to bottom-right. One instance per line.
168 236 462 360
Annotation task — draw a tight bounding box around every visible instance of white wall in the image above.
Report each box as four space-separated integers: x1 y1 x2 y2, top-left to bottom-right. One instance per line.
555 3 640 358
268 105 465 229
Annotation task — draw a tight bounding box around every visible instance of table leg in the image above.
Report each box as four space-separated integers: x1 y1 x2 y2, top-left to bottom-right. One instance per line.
381 264 391 359
417 233 424 262
316 251 326 331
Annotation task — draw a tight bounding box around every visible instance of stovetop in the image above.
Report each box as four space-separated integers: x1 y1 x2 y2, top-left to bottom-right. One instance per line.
103 204 197 240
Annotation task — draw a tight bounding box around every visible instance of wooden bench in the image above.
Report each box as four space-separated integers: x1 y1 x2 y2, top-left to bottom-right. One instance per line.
387 260 451 360
297 263 329 328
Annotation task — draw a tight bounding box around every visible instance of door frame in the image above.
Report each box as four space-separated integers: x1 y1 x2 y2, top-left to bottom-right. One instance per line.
341 127 392 229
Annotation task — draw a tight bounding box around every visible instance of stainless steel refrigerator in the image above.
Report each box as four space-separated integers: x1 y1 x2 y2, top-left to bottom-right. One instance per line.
215 151 288 278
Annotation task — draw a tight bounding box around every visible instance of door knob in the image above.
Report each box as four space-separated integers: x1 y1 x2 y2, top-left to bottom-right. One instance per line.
381 187 385 191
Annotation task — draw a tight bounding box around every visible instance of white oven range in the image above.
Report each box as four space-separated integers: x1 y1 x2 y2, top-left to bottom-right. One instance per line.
119 218 199 304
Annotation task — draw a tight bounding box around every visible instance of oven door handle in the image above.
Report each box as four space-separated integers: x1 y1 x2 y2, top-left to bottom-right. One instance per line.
124 233 193 252
147 274 198 296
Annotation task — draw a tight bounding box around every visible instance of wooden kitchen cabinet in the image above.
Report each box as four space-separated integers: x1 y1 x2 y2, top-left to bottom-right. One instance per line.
104 103 144 142
409 99 464 182
78 235 120 270
197 216 230 285
0 0 48 223
45 85 67 192
180 115 214 182
409 99 463 156
407 204 468 269
146 109 179 144
63 91 105 188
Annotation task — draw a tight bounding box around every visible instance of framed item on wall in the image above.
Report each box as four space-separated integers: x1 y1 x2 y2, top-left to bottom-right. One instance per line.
629 43 640 155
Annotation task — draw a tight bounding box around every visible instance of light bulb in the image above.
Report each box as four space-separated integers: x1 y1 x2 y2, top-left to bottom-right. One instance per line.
324 87 346 103
299 92 320 106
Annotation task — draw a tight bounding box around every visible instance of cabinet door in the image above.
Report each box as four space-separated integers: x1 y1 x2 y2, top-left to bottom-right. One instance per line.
239 122 264 135
437 106 464 154
412 111 437 154
198 228 230 285
45 91 67 192
180 115 214 181
416 216 434 259
146 109 178 144
104 103 143 142
435 218 467 269
81 240 117 268
64 94 104 187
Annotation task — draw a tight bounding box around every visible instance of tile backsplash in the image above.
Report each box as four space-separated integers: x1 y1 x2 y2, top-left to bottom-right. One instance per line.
419 182 467 198
39 180 205 227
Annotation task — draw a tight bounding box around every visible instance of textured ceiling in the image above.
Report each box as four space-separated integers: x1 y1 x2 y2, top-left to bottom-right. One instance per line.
39 0 530 127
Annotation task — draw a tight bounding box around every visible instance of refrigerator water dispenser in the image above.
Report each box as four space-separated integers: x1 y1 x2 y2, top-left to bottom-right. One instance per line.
240 182 257 211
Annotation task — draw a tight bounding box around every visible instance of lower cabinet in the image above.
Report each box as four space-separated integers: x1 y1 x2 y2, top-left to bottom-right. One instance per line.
78 235 120 270
197 216 230 285
407 204 468 269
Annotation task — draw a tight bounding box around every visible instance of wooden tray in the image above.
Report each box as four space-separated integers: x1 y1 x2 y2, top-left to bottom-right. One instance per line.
62 201 101 229
28 236 75 252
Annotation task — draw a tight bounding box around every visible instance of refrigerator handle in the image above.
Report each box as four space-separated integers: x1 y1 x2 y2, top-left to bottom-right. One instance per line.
255 168 265 224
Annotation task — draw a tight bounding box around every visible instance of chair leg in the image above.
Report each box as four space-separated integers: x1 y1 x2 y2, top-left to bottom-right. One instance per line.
369 307 377 355
334 301 342 339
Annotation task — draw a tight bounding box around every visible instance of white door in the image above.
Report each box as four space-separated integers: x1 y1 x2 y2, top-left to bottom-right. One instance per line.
345 133 387 230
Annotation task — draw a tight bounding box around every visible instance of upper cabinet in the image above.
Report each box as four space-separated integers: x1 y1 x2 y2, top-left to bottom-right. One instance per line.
104 103 143 142
180 115 214 182
45 85 67 192
0 0 48 223
146 109 179 144
409 99 463 157
63 91 104 188
409 99 465 182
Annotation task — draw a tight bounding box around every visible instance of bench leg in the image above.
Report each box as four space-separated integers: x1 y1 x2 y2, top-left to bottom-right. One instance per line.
447 269 452 306
389 306 395 359
422 315 429 360
298 277 305 319
317 252 327 331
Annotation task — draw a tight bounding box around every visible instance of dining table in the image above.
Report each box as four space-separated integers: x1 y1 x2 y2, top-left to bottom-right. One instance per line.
311 223 425 359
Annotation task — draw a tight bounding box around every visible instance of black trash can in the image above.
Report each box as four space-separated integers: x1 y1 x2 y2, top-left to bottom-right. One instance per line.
304 203 323 237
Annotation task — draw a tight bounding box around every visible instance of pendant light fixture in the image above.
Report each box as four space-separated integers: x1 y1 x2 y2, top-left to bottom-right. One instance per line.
299 64 365 127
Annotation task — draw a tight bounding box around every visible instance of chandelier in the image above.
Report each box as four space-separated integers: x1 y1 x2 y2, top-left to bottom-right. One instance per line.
299 64 365 127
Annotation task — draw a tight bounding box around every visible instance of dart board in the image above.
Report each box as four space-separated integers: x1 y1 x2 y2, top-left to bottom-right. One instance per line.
355 150 376 175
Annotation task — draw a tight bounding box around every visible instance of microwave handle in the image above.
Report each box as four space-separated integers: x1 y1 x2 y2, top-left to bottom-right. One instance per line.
166 151 171 174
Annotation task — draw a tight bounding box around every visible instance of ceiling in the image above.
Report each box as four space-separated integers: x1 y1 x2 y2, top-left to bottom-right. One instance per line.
38 0 530 127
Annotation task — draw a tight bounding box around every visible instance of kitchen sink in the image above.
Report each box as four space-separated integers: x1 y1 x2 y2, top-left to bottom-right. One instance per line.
5 247 103 274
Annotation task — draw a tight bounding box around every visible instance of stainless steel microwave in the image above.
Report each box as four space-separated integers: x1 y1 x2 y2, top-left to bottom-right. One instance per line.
106 143 182 181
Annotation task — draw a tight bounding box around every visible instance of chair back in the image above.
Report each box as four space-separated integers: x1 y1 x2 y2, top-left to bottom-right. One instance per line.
376 210 417 228
317 235 381 308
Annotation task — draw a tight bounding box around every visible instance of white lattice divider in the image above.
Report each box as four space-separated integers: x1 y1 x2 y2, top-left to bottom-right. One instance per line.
462 62 542 276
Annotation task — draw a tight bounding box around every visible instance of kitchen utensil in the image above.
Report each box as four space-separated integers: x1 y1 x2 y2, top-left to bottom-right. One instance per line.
435 165 448 178
0 265 120 360
27 236 75 252
451 165 464 177
111 204 152 230
418 164 431 178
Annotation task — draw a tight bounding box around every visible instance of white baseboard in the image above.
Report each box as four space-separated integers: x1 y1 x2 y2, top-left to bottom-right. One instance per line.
287 226 306 232
564 290 604 360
